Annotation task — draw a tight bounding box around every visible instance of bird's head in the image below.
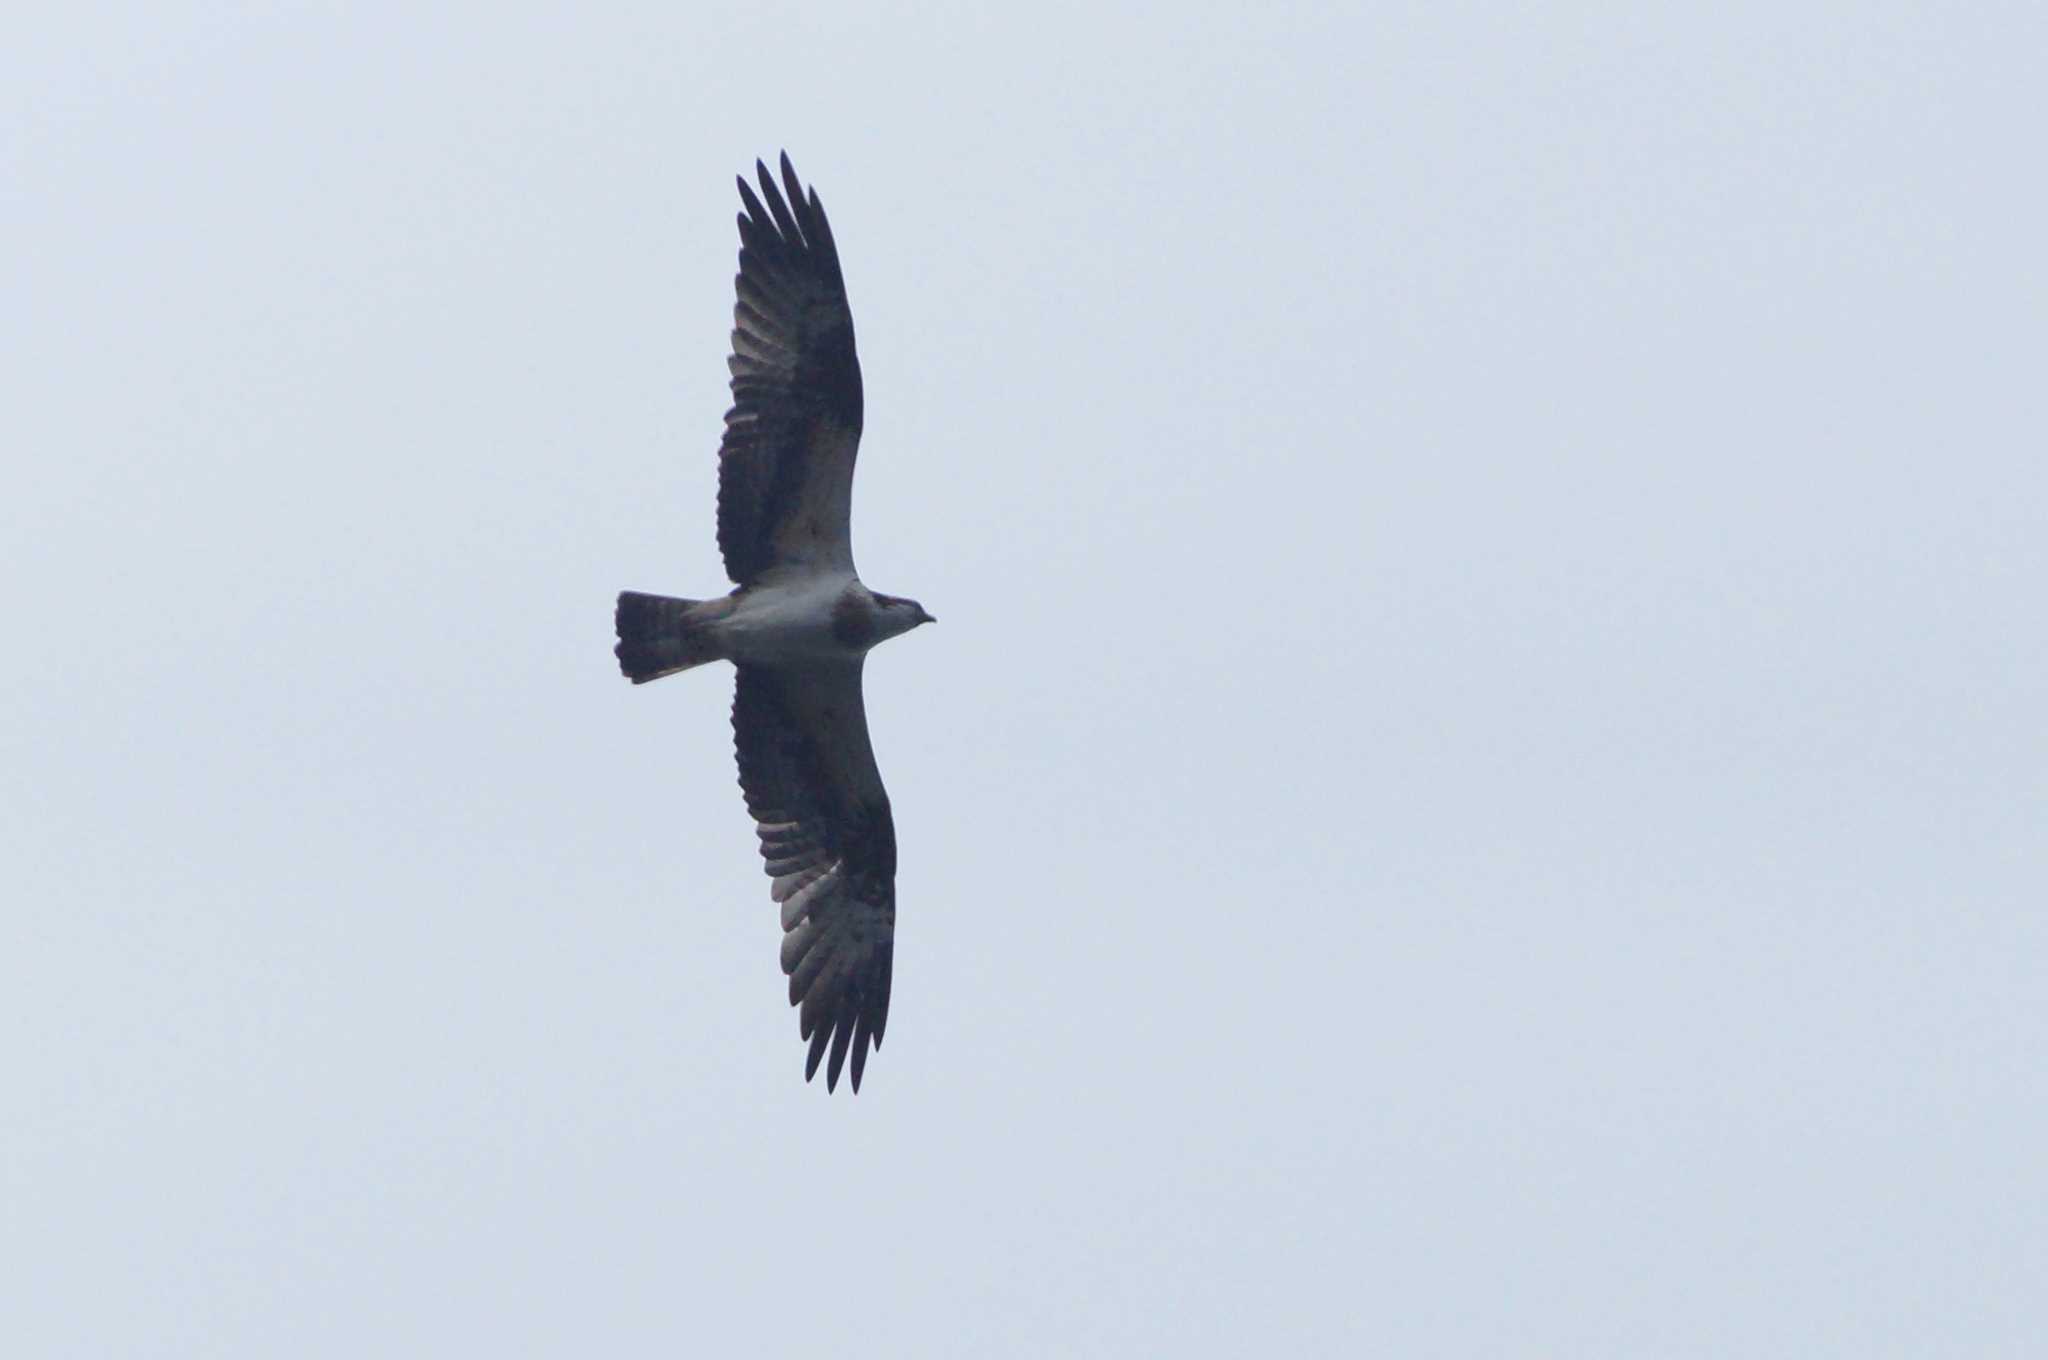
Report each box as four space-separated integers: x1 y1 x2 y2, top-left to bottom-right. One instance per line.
872 592 937 639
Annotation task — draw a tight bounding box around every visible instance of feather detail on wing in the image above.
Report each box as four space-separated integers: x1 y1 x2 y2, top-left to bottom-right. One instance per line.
731 661 894 1092
717 153 865 586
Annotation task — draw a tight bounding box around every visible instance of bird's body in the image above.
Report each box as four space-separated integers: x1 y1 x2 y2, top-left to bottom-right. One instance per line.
613 154 932 1093
728 575 918 664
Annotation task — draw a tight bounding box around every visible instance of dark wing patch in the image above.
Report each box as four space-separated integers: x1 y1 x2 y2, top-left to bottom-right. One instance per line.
731 661 895 1092
717 153 865 586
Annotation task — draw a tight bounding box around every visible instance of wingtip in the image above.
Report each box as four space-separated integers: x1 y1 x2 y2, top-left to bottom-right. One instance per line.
798 1018 872 1094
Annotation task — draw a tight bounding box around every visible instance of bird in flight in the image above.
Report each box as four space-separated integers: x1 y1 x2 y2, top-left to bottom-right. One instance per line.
614 154 933 1093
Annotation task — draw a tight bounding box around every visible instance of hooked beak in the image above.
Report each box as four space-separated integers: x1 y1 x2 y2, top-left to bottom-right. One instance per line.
917 607 937 625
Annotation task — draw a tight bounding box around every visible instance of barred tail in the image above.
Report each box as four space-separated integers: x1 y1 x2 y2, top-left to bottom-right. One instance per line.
615 591 729 683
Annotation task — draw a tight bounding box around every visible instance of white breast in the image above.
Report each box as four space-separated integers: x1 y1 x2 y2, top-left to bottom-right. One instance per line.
720 571 864 665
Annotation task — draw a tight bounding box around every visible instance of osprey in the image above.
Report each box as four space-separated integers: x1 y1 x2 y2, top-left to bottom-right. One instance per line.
614 154 933 1093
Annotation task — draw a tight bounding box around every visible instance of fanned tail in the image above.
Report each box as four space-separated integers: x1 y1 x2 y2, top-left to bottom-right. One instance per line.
615 591 729 683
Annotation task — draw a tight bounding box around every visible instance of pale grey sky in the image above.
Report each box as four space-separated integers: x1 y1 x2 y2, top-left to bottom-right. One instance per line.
5 3 2044 1356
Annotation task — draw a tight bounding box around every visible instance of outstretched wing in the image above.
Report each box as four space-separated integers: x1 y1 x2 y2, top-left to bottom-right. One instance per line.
717 153 865 586
731 661 895 1092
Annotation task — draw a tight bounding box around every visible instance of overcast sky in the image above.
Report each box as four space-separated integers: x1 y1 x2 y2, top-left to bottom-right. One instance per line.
6 3 2044 1356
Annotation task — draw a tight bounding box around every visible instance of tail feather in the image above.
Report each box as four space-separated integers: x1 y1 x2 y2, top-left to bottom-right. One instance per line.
615 591 728 683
